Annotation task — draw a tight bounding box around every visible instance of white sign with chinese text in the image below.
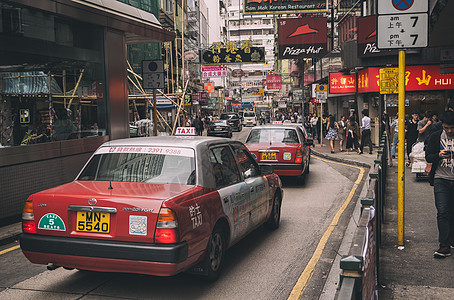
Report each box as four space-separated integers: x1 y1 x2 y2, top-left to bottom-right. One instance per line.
202 65 227 78
377 13 428 49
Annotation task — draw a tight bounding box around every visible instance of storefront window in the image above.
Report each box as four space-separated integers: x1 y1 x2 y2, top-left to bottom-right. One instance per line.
0 65 106 146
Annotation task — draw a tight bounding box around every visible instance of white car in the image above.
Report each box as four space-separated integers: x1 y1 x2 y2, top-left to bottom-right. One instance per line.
243 111 257 127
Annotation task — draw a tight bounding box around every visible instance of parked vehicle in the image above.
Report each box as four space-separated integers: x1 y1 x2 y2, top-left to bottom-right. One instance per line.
220 113 242 132
243 111 257 127
20 137 282 280
245 125 312 184
207 120 232 138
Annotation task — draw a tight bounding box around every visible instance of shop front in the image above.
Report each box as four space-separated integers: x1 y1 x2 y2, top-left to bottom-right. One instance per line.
0 0 174 223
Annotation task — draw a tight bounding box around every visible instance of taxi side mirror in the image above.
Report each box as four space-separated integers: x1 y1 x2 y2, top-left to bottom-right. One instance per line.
304 139 314 146
260 164 274 175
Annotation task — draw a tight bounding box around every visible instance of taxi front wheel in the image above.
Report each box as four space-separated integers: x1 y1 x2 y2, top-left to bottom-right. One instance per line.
203 226 226 281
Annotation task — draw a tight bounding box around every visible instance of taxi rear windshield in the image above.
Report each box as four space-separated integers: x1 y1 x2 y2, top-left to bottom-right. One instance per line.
244 112 255 117
246 128 299 144
78 147 196 185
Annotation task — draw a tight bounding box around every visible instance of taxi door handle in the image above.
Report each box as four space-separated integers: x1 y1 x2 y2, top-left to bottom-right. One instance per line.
250 187 254 193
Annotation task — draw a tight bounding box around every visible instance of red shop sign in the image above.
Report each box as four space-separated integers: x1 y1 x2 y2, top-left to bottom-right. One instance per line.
330 72 357 93
405 65 454 91
358 68 380 93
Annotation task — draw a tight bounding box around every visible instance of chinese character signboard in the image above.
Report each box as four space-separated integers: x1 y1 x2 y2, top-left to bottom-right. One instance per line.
358 68 380 93
379 68 398 94
278 17 328 59
404 65 454 91
204 82 215 93
266 75 282 91
142 60 165 89
329 72 357 93
243 0 327 14
202 65 227 78
201 41 265 65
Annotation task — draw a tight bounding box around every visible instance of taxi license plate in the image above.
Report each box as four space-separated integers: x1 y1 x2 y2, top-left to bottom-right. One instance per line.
261 152 276 160
214 128 222 130
76 211 110 233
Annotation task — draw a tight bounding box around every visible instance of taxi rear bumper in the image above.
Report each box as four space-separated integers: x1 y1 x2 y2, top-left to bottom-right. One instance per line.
259 162 304 176
20 233 188 263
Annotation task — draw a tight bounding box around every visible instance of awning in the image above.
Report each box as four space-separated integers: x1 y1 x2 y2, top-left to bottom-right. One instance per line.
9 0 175 43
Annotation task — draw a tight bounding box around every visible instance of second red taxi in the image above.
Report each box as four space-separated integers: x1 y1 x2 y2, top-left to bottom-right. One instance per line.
245 124 312 184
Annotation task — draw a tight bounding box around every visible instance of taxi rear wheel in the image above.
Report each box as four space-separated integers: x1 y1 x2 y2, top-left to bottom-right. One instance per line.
265 193 281 230
203 226 226 281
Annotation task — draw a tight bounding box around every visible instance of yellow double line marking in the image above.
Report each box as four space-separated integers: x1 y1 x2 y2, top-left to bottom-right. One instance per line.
0 244 20 255
288 156 366 300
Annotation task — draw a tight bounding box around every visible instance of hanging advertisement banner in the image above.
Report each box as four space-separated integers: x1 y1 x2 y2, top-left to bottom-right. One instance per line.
201 41 265 65
243 0 328 14
358 68 380 93
277 17 328 59
329 72 357 93
266 75 282 91
202 65 227 78
358 16 395 57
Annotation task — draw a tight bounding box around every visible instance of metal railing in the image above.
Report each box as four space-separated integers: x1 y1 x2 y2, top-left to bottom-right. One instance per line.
337 132 390 300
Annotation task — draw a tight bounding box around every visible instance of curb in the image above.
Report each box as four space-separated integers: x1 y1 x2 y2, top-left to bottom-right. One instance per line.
0 222 22 246
312 149 373 299
311 149 373 169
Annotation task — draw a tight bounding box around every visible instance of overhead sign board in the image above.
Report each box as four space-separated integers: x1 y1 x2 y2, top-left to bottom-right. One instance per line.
243 0 328 14
329 73 357 93
377 13 428 49
278 18 328 59
201 41 265 65
143 60 165 89
379 68 399 94
202 65 227 78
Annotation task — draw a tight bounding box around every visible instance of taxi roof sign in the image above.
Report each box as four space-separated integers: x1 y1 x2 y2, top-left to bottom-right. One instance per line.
175 127 197 136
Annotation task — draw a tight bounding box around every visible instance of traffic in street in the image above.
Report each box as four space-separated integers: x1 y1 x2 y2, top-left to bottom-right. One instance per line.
0 127 366 299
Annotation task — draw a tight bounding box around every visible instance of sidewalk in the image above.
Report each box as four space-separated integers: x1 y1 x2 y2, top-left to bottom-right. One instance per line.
312 137 454 299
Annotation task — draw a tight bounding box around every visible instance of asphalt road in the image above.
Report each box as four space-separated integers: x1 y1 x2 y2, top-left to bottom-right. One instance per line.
0 127 365 300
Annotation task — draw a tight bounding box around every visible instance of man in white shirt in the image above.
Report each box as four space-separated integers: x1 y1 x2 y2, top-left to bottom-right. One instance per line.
360 110 373 154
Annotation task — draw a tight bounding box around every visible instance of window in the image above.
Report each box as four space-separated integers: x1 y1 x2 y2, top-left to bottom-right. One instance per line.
246 128 300 144
231 144 259 179
209 146 241 188
78 147 196 185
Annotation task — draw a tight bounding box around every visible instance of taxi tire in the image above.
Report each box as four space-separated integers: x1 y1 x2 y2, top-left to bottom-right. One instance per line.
297 173 306 186
265 193 281 230
203 226 226 281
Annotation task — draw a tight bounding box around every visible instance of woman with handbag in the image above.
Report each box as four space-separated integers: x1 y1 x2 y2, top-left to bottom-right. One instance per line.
337 115 347 152
346 115 360 153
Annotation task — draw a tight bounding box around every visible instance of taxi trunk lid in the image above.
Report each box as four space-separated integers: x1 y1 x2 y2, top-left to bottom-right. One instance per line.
246 142 299 163
30 181 195 243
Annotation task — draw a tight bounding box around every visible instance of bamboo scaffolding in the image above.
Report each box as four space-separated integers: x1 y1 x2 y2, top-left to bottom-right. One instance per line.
66 69 84 109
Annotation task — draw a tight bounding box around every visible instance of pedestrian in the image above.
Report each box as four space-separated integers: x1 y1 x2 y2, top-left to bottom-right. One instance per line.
417 111 433 143
406 111 419 167
192 115 203 136
316 115 322 144
391 115 399 158
337 115 347 152
360 110 373 154
326 115 339 153
425 110 454 258
310 113 318 140
346 115 360 153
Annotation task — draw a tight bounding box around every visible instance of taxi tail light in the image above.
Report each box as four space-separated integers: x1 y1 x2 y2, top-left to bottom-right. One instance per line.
295 145 303 164
155 208 179 243
22 199 36 233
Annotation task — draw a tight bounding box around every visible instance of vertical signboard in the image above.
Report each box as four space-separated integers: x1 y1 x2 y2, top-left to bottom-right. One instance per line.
278 17 328 59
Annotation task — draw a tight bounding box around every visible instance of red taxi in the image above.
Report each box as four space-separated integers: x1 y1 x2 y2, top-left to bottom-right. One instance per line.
245 125 312 184
20 137 282 280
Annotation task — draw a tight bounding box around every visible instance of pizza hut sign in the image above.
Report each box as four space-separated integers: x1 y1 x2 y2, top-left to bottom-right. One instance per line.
278 17 328 59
